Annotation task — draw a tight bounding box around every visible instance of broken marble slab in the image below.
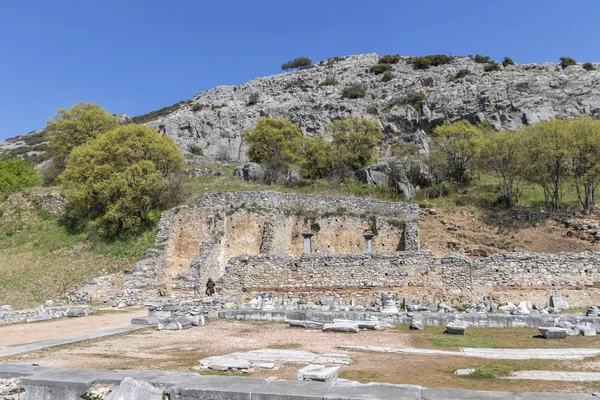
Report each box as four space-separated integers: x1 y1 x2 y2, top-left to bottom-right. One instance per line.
199 349 351 371
297 364 340 383
445 321 467 335
538 326 568 339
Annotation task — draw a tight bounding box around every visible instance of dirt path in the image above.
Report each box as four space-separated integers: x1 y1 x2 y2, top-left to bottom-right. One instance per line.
0 309 145 348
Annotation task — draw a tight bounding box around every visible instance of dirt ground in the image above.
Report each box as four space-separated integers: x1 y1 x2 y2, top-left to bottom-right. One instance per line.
2 317 600 394
0 309 145 348
419 208 600 257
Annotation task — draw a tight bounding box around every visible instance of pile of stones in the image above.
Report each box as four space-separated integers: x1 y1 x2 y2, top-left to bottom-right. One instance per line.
132 300 205 330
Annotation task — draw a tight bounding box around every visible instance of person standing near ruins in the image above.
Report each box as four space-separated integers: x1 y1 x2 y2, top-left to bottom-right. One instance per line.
205 278 216 296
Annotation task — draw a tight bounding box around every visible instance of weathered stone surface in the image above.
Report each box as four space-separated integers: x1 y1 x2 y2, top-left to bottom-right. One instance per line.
105 377 164 400
538 326 568 339
550 295 570 310
454 369 475 376
446 321 467 335
323 323 359 333
66 308 84 318
297 364 340 383
288 320 325 329
157 317 192 331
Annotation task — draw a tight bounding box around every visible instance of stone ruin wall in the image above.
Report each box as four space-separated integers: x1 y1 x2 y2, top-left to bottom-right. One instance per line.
114 191 600 309
220 251 600 308
117 191 419 302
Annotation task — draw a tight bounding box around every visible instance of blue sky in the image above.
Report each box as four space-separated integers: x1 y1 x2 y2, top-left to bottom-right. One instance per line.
1 0 599 141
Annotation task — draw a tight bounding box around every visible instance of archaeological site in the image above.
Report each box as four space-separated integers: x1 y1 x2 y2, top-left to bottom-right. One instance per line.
3 7 600 397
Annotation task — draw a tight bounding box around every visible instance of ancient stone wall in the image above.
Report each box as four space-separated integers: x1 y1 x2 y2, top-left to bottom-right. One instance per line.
220 251 600 307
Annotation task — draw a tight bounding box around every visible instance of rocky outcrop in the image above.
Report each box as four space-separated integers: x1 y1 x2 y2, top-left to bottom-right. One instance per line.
3 54 600 163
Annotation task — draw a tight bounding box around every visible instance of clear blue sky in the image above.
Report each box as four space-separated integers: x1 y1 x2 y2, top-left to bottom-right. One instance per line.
1 0 599 141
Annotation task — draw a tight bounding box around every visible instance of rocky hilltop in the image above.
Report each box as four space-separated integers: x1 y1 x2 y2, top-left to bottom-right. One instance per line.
2 53 600 161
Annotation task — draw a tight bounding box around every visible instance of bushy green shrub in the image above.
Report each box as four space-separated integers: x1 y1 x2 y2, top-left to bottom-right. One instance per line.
188 144 203 156
0 155 39 195
381 71 394 82
247 92 259 106
583 62 596 71
319 56 345 67
378 54 401 64
407 54 454 70
281 57 312 71
451 69 473 81
342 83 366 99
502 57 515 67
473 54 492 64
484 62 501 72
397 91 427 110
245 118 304 171
318 78 338 87
369 63 392 75
191 103 208 112
560 57 576 69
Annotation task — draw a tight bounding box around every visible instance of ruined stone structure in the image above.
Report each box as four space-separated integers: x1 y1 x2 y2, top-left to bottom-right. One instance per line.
112 191 600 308
115 191 419 304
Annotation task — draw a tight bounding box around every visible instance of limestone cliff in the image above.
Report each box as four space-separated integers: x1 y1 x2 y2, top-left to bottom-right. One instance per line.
2 54 599 161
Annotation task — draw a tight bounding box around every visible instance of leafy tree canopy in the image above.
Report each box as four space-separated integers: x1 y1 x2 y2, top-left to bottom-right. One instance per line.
60 124 184 237
245 118 304 171
0 155 39 195
330 116 384 173
46 102 118 168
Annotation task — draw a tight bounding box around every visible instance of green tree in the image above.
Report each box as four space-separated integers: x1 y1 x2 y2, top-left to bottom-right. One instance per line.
432 120 483 185
569 118 600 214
46 102 118 169
245 118 303 172
60 124 184 237
0 155 39 195
329 116 383 173
520 119 571 212
302 136 332 180
479 130 525 208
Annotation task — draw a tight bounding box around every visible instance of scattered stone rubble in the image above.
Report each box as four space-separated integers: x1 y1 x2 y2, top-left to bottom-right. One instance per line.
0 304 94 325
199 349 351 372
0 378 21 400
133 299 207 330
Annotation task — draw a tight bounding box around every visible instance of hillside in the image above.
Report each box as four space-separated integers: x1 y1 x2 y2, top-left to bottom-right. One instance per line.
1 53 599 162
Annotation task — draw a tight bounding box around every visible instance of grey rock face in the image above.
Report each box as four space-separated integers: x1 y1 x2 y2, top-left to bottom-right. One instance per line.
140 56 600 162
3 56 600 165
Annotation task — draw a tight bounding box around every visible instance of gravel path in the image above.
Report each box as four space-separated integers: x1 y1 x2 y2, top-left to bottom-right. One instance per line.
0 309 145 348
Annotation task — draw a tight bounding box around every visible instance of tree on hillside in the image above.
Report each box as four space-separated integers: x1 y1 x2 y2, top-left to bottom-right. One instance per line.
432 120 483 186
520 119 571 212
0 155 39 195
479 129 526 208
60 124 184 237
329 116 383 174
302 136 332 180
46 102 118 170
569 118 600 214
244 118 304 172
281 57 312 71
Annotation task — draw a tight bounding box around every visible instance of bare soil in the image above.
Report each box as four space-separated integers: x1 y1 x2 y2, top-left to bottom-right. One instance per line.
419 208 600 257
0 309 145 348
2 318 600 394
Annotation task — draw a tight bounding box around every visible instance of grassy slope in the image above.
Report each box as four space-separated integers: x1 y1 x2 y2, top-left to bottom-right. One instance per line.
0 191 155 308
